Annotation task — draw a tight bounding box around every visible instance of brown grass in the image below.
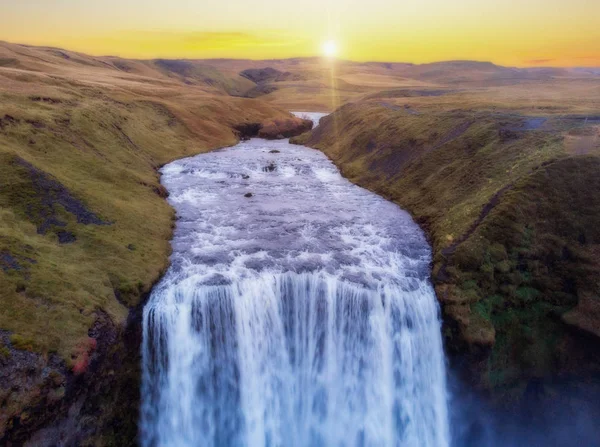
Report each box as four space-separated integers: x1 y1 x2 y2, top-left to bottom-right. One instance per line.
0 41 305 366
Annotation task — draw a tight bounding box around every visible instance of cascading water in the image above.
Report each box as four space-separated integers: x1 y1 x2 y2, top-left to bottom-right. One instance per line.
141 113 450 447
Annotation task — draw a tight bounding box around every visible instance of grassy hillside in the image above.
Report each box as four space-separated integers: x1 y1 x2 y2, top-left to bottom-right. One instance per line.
0 41 311 443
2 39 600 441
294 97 600 397
205 57 600 111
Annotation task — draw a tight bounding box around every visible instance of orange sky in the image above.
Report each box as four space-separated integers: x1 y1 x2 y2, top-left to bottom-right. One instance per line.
1 0 599 66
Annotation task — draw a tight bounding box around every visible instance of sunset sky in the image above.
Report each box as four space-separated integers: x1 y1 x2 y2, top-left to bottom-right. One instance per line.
1 0 599 66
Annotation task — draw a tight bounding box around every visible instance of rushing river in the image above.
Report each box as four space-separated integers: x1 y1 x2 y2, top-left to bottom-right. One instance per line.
140 113 450 447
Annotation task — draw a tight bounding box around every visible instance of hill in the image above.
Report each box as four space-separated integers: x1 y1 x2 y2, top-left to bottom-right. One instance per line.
1 39 600 443
292 84 600 406
0 40 312 444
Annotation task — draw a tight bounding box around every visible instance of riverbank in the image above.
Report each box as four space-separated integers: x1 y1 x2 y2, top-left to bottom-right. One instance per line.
0 43 312 444
292 101 600 406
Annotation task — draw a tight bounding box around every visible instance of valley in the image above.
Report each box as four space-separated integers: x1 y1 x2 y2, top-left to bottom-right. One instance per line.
1 39 599 445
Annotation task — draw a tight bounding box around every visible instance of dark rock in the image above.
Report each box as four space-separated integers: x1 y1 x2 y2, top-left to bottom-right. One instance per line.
233 122 262 140
0 251 21 272
258 118 313 140
263 163 276 172
152 184 169 198
1 303 147 446
244 192 253 198
29 96 63 104
0 330 67 442
234 118 313 141
0 114 19 130
0 250 36 276
269 150 281 154
14 157 110 236
56 231 76 244
25 120 45 129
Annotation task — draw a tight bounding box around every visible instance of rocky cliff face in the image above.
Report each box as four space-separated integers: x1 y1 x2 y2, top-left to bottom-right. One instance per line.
1 310 142 446
234 117 313 140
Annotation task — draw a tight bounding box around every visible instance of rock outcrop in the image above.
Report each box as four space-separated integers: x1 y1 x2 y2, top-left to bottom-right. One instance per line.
234 117 313 140
258 118 313 139
1 310 143 445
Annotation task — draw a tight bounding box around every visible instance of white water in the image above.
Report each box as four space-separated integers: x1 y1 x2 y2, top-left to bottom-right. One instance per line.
141 113 450 447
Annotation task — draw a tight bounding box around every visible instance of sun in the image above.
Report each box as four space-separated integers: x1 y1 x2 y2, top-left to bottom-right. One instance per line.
322 40 338 58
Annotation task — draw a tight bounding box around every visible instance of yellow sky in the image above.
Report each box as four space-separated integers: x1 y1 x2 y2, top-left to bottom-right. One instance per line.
1 0 599 66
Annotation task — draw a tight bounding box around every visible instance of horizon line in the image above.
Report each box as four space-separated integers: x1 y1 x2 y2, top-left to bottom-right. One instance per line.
3 39 600 70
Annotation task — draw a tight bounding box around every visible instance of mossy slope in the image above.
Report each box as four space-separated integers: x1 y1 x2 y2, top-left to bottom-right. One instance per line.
295 102 600 396
0 54 306 442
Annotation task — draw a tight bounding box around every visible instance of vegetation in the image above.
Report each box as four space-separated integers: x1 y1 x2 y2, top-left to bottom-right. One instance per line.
2 39 600 440
0 92 295 361
296 99 600 395
0 41 309 442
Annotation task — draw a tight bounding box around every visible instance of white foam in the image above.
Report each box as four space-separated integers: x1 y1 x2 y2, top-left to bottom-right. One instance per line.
141 112 450 446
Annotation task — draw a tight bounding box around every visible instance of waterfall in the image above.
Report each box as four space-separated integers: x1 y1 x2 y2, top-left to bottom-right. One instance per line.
141 113 450 447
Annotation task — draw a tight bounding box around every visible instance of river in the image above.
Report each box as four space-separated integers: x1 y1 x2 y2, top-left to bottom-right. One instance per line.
140 113 450 447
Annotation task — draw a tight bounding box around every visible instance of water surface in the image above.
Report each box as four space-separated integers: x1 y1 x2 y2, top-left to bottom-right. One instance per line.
141 113 450 447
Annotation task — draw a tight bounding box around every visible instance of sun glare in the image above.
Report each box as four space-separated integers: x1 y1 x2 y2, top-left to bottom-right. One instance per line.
322 40 338 58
